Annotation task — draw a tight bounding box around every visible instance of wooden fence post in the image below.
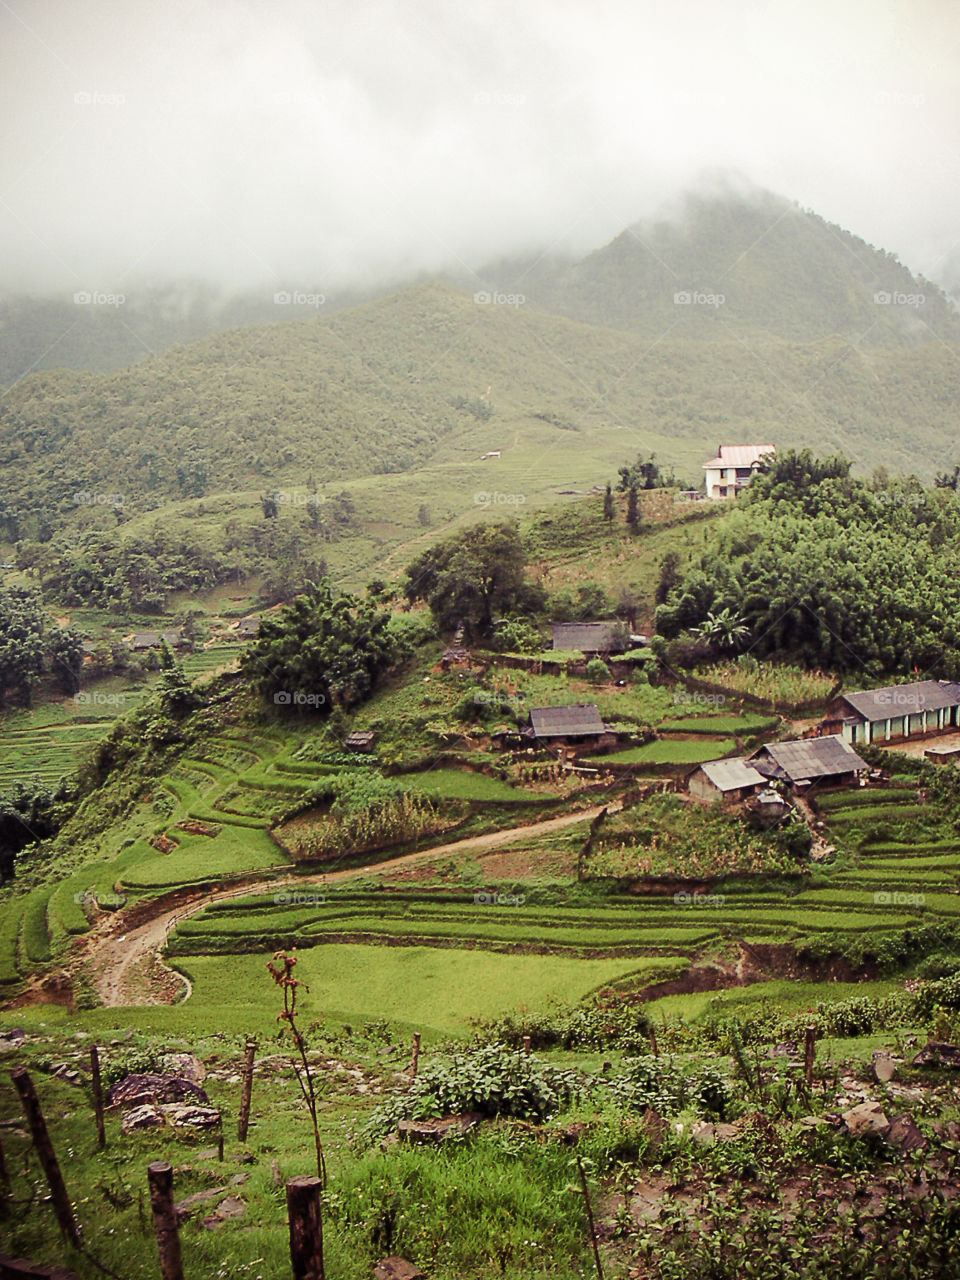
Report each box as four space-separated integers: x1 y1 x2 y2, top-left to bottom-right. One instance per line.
90 1044 106 1149
576 1156 605 1280
147 1161 185 1280
237 1038 257 1142
11 1067 81 1247
409 1032 422 1082
649 1026 659 1058
287 1175 325 1280
522 1035 532 1057
804 1025 816 1087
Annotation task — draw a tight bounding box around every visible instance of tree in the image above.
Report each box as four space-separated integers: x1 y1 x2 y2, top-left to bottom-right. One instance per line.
935 466 960 490
242 578 403 713
617 453 672 492
156 642 200 719
603 483 614 521
655 552 682 606
626 486 641 533
417 504 432 527
48 626 84 695
696 608 750 653
261 493 279 519
403 522 545 641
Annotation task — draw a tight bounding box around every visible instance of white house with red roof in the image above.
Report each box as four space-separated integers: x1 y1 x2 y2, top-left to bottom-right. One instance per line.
703 443 775 499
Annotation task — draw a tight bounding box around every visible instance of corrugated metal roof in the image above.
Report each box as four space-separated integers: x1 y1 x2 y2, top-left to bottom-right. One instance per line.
840 680 960 722
551 622 626 653
703 444 775 469
697 757 767 792
752 735 863 782
530 703 607 738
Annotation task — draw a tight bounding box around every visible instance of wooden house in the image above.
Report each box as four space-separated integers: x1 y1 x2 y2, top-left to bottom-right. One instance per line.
822 680 960 746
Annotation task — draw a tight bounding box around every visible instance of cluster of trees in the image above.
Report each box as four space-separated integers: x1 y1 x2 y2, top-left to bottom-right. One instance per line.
242 579 404 713
0 586 84 706
403 523 545 642
655 450 960 676
0 779 74 882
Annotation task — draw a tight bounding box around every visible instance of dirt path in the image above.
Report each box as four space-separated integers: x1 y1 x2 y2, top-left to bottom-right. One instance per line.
90 804 610 1007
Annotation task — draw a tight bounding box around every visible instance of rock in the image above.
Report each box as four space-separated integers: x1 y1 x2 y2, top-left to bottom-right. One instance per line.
873 1053 899 1083
201 1195 246 1229
229 1173 249 1186
912 1041 960 1069
162 1103 221 1130
271 1158 284 1186
885 1113 926 1152
773 1041 798 1057
108 1072 210 1109
841 1101 890 1137
690 1121 716 1146
197 1146 220 1160
0 1027 26 1053
397 1112 482 1145
163 1053 206 1083
121 1103 165 1134
52 1064 83 1086
797 1115 829 1130
374 1260 426 1280
175 1186 227 1220
640 1108 669 1147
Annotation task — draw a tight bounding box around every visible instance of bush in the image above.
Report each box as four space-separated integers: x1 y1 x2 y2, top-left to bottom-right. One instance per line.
586 657 611 683
605 1054 732 1119
359 1042 581 1142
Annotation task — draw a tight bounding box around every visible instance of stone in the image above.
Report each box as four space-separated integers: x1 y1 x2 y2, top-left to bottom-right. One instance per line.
162 1103 221 1129
0 1027 26 1053
397 1112 482 1145
121 1103 165 1134
229 1173 249 1186
270 1158 284 1186
163 1053 206 1083
175 1187 227 1220
885 1113 926 1152
841 1101 890 1137
640 1108 669 1146
197 1146 220 1160
873 1053 899 1083
773 1041 798 1057
912 1041 960 1069
374 1260 427 1280
52 1064 83 1086
201 1196 246 1230
108 1072 210 1109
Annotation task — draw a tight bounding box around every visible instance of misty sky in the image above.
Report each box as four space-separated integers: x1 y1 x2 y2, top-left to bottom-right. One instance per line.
1 0 958 296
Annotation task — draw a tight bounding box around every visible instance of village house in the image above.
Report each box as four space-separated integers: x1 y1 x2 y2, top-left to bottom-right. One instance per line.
525 703 616 750
344 730 376 752
702 443 775 499
821 680 960 746
749 735 864 792
687 756 768 804
130 628 185 651
551 621 629 655
234 616 260 640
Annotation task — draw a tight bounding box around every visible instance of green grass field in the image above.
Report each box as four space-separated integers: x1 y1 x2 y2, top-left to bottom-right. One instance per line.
593 737 736 764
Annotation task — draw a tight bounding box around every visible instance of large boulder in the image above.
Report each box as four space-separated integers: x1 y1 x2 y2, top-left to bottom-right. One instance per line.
912 1042 960 1069
108 1072 209 1109
841 1101 890 1137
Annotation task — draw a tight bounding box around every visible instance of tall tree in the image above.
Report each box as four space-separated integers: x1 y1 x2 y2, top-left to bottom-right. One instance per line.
602 483 614 522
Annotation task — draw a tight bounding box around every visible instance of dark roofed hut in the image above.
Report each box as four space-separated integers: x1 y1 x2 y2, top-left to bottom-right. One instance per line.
551 621 628 655
750 735 864 791
527 703 615 750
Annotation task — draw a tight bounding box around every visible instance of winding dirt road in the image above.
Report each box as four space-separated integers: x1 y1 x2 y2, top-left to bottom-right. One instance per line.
90 804 609 1007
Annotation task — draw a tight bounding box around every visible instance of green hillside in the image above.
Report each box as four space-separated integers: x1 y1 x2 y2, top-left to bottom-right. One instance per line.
501 188 960 344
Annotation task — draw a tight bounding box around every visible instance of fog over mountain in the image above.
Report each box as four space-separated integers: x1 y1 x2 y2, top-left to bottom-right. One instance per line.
1 0 958 302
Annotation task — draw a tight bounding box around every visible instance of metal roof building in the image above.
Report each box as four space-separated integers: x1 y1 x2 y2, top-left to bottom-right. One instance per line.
528 703 608 740
751 735 864 784
551 622 627 654
824 680 960 745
